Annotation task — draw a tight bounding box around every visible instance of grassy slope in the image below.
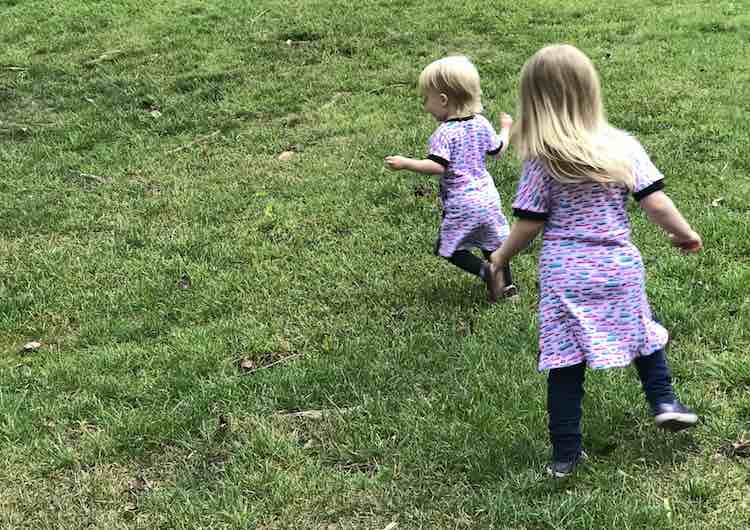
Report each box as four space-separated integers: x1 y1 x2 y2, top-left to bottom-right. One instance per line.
1 0 749 528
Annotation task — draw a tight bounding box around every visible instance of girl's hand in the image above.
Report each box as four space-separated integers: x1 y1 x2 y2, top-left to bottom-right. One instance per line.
670 231 702 253
385 155 407 170
499 112 513 130
486 263 506 303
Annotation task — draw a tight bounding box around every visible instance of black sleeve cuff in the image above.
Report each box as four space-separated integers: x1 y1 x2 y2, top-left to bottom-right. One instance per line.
513 208 549 220
427 154 449 168
633 179 664 201
487 141 504 156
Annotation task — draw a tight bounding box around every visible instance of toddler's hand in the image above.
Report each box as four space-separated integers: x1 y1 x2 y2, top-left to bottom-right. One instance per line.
499 112 513 130
670 231 702 253
385 155 407 170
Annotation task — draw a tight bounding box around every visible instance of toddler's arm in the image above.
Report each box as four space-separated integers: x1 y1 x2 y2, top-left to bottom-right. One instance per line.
639 191 702 251
384 155 444 175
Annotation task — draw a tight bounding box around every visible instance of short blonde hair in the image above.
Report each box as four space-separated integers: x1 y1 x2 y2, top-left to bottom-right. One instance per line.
418 56 483 116
514 44 634 189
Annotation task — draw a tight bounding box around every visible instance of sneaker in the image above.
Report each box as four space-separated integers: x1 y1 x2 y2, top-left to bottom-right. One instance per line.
546 450 588 479
653 401 698 432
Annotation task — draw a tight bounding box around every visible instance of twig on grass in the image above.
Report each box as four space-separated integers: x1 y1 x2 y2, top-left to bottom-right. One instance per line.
84 50 124 66
167 130 221 154
250 9 270 25
320 91 351 110
274 407 361 419
70 170 110 184
242 352 304 375
367 83 410 95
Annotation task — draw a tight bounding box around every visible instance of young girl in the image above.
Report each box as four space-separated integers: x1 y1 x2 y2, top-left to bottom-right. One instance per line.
385 55 517 302
489 45 702 477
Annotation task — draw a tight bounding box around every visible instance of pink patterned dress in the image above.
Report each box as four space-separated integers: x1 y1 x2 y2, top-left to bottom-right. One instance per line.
427 115 510 257
512 129 669 371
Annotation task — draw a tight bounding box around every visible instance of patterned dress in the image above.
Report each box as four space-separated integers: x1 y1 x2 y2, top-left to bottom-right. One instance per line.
427 115 510 257
512 129 669 371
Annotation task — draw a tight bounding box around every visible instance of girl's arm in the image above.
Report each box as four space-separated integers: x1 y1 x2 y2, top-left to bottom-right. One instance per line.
639 190 702 251
490 219 545 266
385 155 444 175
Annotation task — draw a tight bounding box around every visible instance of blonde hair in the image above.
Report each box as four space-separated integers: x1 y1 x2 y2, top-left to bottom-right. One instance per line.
513 44 634 189
418 56 483 116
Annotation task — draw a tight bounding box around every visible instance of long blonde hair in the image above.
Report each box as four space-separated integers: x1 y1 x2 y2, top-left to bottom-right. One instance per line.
418 56 483 116
513 44 634 189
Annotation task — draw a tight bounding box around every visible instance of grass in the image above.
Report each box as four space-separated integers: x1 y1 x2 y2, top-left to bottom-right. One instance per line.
1 0 749 528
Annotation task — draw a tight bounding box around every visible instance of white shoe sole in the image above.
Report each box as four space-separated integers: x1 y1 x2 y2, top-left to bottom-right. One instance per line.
655 412 698 432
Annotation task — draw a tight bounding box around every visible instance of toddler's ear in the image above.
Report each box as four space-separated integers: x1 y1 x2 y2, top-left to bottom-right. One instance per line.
439 93 449 106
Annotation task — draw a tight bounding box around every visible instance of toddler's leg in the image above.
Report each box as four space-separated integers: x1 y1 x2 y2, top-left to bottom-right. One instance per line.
446 250 486 278
634 349 697 431
547 362 586 462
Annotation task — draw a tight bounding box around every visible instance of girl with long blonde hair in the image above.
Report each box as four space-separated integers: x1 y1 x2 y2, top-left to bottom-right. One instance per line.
490 44 702 478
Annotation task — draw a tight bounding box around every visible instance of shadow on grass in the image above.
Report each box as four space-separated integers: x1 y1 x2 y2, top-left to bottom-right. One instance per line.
416 275 491 311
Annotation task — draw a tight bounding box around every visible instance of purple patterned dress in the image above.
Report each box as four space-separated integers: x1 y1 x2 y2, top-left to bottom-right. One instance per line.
427 115 510 257
511 129 669 371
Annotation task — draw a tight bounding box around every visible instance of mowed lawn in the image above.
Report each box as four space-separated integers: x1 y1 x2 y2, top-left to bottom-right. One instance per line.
1 0 749 528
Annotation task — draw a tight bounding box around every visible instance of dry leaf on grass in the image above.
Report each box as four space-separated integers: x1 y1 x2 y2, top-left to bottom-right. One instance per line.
414 184 432 197
177 274 192 289
238 352 303 374
128 476 151 492
720 440 750 458
22 341 42 353
711 197 725 207
238 358 257 371
278 150 295 161
302 438 320 450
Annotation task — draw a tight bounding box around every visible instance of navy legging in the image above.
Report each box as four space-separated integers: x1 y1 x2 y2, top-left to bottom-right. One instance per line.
547 349 675 461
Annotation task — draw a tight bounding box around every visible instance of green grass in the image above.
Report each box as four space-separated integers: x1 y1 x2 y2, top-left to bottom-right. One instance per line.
1 0 749 528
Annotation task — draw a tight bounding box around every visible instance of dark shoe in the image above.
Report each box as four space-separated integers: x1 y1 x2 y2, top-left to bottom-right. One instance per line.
653 401 698 432
546 450 588 479
484 263 517 303
503 283 519 300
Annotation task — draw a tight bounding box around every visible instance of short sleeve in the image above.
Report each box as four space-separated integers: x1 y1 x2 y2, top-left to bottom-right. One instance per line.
427 126 451 168
479 115 504 155
486 130 504 155
631 139 665 201
512 159 551 220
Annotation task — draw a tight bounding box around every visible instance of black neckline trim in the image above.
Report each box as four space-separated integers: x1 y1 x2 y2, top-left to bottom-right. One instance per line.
445 115 475 122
